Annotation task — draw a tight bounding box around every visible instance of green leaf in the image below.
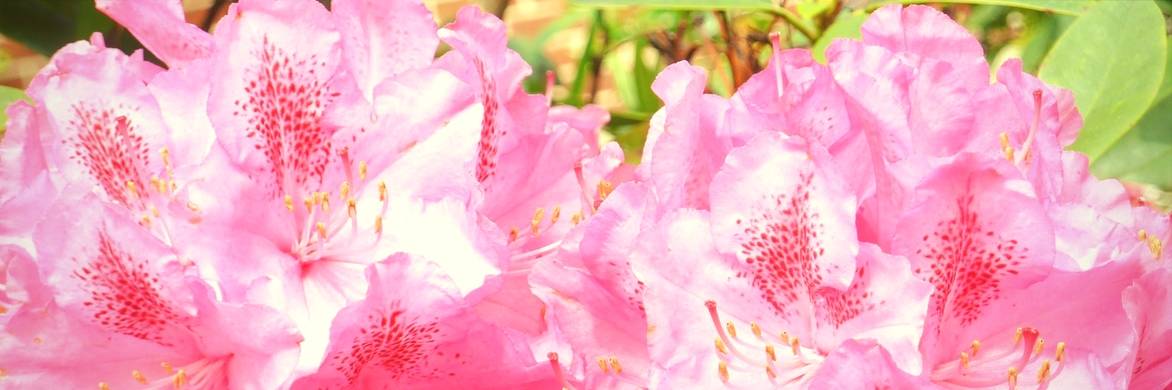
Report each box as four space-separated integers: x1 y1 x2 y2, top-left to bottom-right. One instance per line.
1091 46 1172 189
573 0 774 10
1037 0 1166 164
0 86 29 140
812 10 866 63
869 0 1094 15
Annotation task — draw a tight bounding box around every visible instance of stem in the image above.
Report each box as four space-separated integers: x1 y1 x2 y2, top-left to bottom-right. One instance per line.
770 7 819 42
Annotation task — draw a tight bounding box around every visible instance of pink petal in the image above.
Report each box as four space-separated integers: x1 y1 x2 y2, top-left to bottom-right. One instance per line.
95 0 213 66
331 0 438 100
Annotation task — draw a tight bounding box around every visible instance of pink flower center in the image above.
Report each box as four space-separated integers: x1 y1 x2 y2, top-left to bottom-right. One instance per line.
330 307 443 384
931 327 1067 388
705 301 826 386
74 230 187 346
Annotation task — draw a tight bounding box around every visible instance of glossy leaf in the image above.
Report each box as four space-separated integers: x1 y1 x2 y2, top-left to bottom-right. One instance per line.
1037 0 1166 166
1091 49 1172 189
0 86 28 140
812 10 866 63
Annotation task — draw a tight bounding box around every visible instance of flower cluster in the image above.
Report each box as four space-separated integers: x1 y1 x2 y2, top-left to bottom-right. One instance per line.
0 1 1168 389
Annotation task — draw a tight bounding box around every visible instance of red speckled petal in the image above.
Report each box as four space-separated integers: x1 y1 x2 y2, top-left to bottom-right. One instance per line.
710 133 859 328
208 0 341 196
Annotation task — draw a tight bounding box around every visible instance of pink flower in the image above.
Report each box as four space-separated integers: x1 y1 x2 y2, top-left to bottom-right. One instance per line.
0 199 301 389
1122 268 1172 389
291 254 555 389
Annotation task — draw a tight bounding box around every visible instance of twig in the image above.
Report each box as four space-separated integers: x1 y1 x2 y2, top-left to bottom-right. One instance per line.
770 7 818 42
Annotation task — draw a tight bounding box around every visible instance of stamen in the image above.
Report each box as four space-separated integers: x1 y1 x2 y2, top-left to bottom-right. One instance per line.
133 369 148 384
726 321 737 339
1055 342 1065 363
780 331 790 345
508 228 519 243
320 194 330 212
162 361 174 374
174 368 187 388
718 361 730 383
316 222 327 238
766 365 777 380
303 198 313 212
1033 338 1045 357
715 338 728 355
161 148 171 168
531 208 545 236
765 344 776 361
347 199 357 219
598 358 609 373
340 181 351 200
126 180 139 198
1008 367 1018 389
378 181 387 202
959 352 970 371
751 322 763 339
547 353 578 390
358 161 367 181
1013 327 1023 345
550 206 561 225
769 32 784 96
596 180 614 204
608 357 622 374
790 337 800 355
1036 359 1051 383
374 216 383 234
971 340 981 357
1139 229 1148 241
571 212 582 226
99 383 110 390
151 176 164 193
284 194 294 211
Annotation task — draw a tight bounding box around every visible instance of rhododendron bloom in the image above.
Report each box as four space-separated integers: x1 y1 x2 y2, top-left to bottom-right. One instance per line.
2 0 1170 389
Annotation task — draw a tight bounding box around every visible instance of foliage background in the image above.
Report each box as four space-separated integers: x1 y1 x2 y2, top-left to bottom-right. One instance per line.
0 0 1169 205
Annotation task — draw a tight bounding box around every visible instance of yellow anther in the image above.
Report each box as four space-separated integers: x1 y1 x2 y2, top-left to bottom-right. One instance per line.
780 331 790 345
151 176 164 193
1055 342 1066 362
347 199 357 219
316 222 327 238
1148 237 1164 259
1037 359 1052 382
321 195 330 212
378 181 387 202
959 352 970 370
1008 367 1019 389
790 337 801 355
303 198 313 213
126 180 139 197
187 202 201 213
1014 327 1023 344
508 228 519 243
133 369 148 384
750 322 763 339
32 336 42 345
718 361 729 382
726 321 737 339
174 368 187 389
597 358 609 373
999 132 1011 149
358 161 367 181
971 339 981 357
531 208 545 236
597 180 614 203
766 365 777 379
549 206 561 225
374 216 383 234
284 194 294 211
161 148 171 168
608 357 622 374
340 181 351 200
1139 229 1149 241
1003 146 1016 162
765 344 776 361
99 382 110 390
715 338 728 355
150 206 160 218
570 212 582 226
141 216 152 227
170 180 177 193
1033 338 1045 356
162 361 174 374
